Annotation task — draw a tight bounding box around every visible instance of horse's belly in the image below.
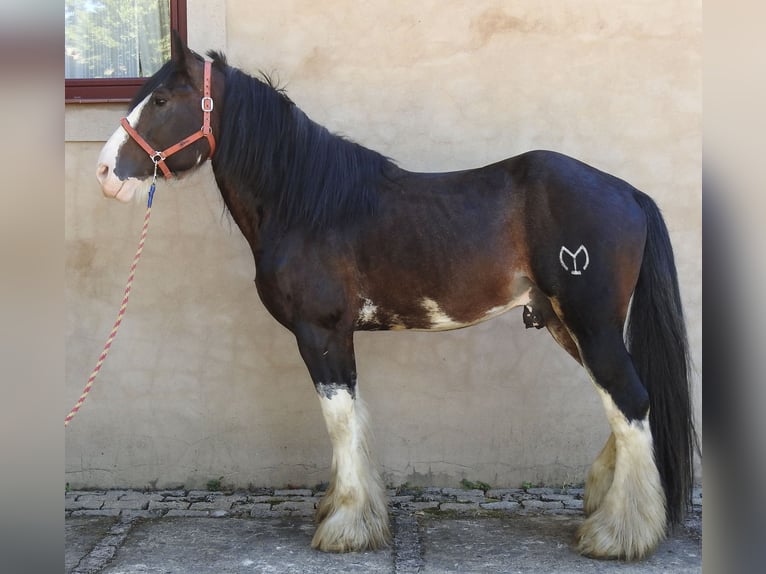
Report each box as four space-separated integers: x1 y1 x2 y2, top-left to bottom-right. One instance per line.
356 289 532 332
413 291 532 332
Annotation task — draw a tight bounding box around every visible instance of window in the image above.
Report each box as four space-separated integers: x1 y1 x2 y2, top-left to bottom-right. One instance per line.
65 0 187 102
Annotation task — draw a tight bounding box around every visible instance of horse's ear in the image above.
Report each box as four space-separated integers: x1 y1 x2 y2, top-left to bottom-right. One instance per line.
170 30 193 70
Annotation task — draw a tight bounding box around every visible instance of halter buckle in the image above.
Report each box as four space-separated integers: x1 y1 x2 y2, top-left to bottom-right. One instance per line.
201 97 214 112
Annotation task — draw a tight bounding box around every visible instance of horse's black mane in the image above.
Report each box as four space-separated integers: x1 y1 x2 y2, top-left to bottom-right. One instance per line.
205 50 394 232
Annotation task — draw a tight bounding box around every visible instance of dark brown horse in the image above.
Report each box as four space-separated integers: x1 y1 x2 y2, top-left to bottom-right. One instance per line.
96 35 695 560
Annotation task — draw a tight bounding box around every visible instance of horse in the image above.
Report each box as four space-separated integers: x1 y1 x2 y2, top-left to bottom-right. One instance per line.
95 34 696 560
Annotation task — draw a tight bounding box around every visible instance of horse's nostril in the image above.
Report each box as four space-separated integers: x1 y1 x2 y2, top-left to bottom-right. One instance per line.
96 163 109 183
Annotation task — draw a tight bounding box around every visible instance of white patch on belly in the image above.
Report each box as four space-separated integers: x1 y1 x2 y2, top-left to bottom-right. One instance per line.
418 289 532 332
420 297 467 330
358 298 378 324
482 289 532 319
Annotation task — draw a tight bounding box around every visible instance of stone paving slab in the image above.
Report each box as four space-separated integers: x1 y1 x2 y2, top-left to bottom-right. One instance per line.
100 517 394 574
419 513 702 574
65 517 118 574
64 485 604 519
65 486 702 573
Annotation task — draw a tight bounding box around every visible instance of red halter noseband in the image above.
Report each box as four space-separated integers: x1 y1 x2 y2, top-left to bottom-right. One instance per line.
120 60 216 179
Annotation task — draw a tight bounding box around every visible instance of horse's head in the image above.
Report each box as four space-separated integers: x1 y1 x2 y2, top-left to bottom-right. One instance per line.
96 34 219 202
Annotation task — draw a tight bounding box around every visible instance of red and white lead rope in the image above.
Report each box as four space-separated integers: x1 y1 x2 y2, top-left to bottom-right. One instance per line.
65 183 156 427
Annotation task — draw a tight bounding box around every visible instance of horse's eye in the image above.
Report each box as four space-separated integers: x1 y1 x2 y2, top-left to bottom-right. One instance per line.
153 96 168 106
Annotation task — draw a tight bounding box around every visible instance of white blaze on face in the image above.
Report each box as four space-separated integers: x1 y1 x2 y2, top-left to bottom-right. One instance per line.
96 94 152 202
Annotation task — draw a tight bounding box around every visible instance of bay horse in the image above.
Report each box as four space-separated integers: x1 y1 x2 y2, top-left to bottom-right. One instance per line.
95 35 696 560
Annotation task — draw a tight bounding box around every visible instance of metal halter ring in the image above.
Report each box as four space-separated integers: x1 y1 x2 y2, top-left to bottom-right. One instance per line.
151 151 166 165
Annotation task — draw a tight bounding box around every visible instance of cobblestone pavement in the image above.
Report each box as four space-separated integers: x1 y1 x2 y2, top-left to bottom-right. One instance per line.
66 485 703 573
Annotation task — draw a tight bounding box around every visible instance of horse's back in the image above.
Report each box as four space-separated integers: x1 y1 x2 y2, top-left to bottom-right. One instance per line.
353 150 648 330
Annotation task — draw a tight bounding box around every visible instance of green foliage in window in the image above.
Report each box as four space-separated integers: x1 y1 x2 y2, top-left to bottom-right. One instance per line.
65 0 171 79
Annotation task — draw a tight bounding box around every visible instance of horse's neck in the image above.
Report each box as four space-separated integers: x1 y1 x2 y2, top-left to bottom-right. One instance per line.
214 174 265 255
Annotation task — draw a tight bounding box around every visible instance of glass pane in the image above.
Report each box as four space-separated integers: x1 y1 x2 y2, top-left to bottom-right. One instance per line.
65 0 171 79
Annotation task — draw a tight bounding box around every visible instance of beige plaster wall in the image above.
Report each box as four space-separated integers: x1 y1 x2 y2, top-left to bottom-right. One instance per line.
65 0 701 490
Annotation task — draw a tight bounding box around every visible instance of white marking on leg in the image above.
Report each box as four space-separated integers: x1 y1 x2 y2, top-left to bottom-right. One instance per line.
313 385 389 552
577 388 666 560
583 432 616 515
96 94 151 202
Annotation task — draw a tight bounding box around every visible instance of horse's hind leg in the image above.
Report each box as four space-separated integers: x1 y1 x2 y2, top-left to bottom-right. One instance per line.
567 327 666 560
537 307 618 517
583 432 616 516
295 324 390 553
530 287 627 528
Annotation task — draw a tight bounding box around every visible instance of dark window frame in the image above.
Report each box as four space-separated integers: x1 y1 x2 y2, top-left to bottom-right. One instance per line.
65 0 187 103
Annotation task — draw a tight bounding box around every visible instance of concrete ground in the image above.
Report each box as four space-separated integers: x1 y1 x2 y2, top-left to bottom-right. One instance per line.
66 487 702 573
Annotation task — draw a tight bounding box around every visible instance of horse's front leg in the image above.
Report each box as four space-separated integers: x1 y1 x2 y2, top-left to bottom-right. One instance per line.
295 323 390 553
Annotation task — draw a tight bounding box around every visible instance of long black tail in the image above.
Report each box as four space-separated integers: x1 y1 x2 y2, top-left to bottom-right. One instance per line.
626 191 697 527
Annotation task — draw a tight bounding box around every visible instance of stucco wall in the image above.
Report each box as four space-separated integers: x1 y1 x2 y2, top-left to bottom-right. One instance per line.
65 0 701 490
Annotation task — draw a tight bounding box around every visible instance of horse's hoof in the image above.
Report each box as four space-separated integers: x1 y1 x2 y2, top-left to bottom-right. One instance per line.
574 511 664 561
311 487 391 553
311 507 391 553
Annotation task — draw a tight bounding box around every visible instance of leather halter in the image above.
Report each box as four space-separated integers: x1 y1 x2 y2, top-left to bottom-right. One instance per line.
120 60 216 179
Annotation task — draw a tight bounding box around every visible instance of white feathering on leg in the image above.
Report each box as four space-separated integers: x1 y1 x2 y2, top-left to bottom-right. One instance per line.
583 432 616 515
576 388 666 560
312 385 390 552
